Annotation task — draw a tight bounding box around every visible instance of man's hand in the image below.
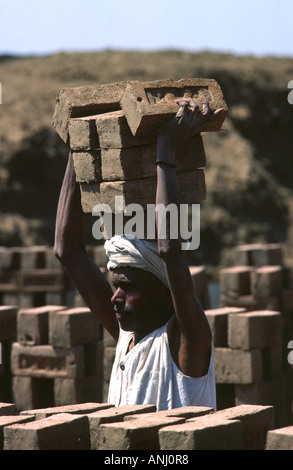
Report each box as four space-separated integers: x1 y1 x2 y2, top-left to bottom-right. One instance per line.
157 97 224 153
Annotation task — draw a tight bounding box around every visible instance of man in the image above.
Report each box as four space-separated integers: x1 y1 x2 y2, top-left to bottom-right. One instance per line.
54 97 223 411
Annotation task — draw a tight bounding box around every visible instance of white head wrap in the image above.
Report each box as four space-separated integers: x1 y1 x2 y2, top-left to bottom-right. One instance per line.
104 234 169 288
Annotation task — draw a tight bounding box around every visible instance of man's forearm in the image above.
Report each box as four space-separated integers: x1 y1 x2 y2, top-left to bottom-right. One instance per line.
155 138 184 259
54 151 86 262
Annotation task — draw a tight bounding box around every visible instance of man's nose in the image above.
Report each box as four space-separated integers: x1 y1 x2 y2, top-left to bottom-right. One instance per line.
111 287 124 305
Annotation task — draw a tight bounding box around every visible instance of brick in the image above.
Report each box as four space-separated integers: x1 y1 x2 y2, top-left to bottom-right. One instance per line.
251 266 283 299
233 243 283 267
97 416 186 450
80 169 206 213
219 293 271 310
88 404 156 450
52 81 132 144
12 376 40 411
0 414 35 449
228 310 282 350
124 406 213 421
49 307 102 348
266 426 293 450
158 415 244 450
101 135 206 182
0 306 18 341
20 402 113 420
72 151 101 183
235 373 293 428
18 269 64 292
214 347 263 384
18 246 47 269
84 340 104 377
95 110 156 148
215 404 274 450
4 412 91 450
11 342 85 378
120 78 228 137
54 377 103 405
17 305 66 346
0 402 16 416
220 266 253 297
69 116 100 150
205 307 246 347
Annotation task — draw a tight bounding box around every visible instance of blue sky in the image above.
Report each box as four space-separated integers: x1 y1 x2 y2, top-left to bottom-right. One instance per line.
0 0 292 57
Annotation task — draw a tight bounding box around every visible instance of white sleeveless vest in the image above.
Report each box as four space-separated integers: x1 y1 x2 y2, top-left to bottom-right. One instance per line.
108 322 217 412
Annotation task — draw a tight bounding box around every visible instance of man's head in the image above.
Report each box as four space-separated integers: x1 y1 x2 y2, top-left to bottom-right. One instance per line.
105 234 174 334
111 266 173 334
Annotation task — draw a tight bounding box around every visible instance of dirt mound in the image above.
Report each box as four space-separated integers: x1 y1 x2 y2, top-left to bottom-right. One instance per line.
0 50 293 274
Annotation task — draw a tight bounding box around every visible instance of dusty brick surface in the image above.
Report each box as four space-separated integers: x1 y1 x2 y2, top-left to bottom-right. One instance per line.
120 78 228 136
159 415 244 450
80 169 206 213
95 110 156 148
265 425 293 450
214 347 263 384
11 342 85 379
228 310 282 350
49 307 102 348
17 305 65 346
215 404 274 450
97 416 186 450
100 135 206 181
52 81 131 144
205 307 247 347
72 151 101 183
4 412 91 450
20 402 113 420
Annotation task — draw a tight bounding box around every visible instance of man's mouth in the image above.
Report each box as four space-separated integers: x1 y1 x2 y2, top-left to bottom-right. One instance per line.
114 306 127 318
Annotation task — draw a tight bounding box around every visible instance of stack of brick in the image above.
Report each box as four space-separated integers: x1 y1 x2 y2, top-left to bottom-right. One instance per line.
0 306 18 402
213 243 293 426
2 400 290 450
52 78 227 238
10 305 104 411
0 244 112 309
0 246 65 308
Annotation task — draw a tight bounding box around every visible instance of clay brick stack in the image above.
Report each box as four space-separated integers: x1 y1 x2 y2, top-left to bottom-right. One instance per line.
52 78 227 238
214 243 293 426
0 245 111 309
1 400 291 450
7 305 104 410
0 246 65 308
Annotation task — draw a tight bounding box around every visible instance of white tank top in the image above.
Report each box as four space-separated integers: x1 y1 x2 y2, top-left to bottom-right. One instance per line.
108 322 217 412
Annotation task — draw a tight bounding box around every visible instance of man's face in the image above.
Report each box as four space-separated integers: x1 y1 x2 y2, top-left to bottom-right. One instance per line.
111 266 169 334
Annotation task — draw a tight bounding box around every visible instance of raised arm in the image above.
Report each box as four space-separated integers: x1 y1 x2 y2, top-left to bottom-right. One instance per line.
156 98 223 377
54 151 119 341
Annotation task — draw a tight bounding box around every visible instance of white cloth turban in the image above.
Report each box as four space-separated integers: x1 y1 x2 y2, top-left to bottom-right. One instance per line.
104 234 169 288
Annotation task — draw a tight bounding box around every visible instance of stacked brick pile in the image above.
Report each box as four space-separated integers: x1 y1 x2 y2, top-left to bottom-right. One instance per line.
1 400 292 450
0 245 110 309
213 243 293 426
1 304 104 410
52 78 227 238
0 246 64 308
